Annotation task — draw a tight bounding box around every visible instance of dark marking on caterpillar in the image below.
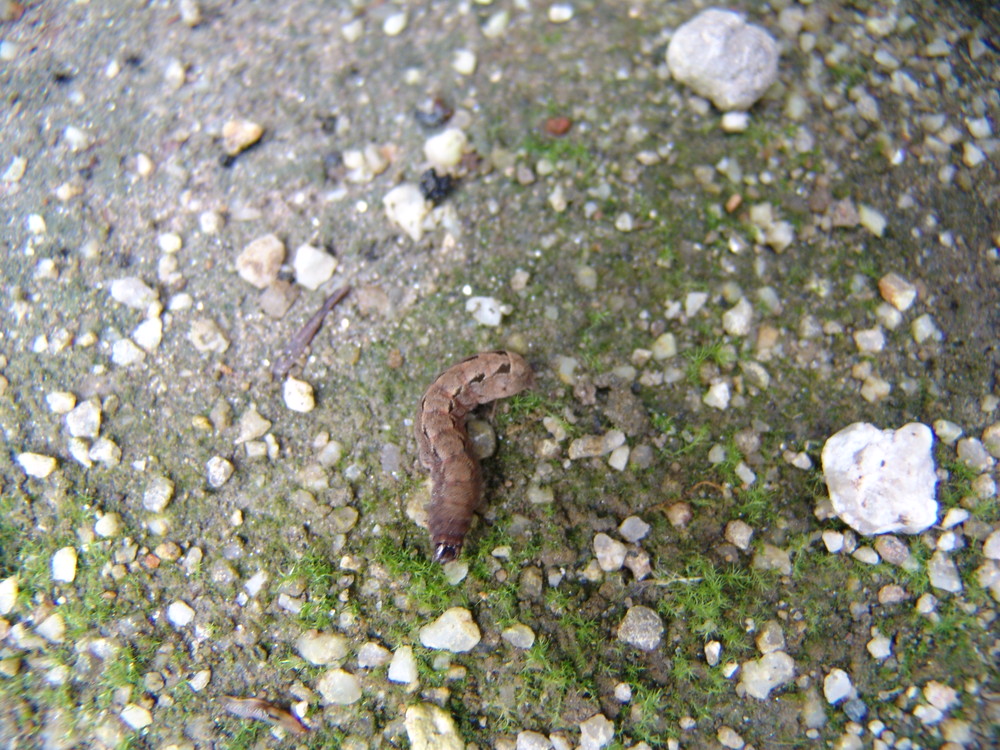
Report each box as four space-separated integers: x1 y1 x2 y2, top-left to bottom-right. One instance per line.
414 350 534 562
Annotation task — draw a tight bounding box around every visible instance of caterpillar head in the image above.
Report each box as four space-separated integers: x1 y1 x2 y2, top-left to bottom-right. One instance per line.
433 541 462 563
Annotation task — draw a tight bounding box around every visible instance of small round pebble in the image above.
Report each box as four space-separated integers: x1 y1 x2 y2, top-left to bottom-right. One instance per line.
501 623 536 650
283 377 316 413
110 277 158 309
317 668 363 704
548 4 574 23
143 475 174 512
593 533 627 571
452 49 477 75
221 119 263 156
45 392 76 414
619 516 650 542
296 630 349 666
92 512 121 538
383 11 407 36
293 244 338 290
167 600 195 627
206 456 234 488
424 128 467 170
18 452 58 478
236 234 285 289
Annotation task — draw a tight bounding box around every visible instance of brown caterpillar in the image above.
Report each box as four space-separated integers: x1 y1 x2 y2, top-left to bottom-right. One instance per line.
415 350 534 562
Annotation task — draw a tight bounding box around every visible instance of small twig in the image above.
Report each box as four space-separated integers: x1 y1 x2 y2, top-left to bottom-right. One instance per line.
271 285 350 379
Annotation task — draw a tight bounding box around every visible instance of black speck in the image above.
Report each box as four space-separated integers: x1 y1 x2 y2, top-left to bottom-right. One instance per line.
419 169 455 205
52 70 75 85
319 115 338 134
124 54 143 69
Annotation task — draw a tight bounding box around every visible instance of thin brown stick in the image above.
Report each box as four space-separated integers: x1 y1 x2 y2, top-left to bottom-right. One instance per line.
271 285 350 379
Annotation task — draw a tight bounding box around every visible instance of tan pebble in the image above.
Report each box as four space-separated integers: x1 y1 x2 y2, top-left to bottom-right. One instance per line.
222 119 264 156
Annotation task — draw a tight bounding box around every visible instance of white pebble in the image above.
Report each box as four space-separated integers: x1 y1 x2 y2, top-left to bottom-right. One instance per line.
607 445 630 471
911 314 942 344
703 381 731 410
619 516 650 542
2 156 27 182
293 244 338 290
452 49 477 75
858 204 887 237
383 183 429 242
614 213 635 232
167 600 195 627
46 391 77 414
317 669 362 705
283 377 316 413
0 576 18 615
206 456 234 488
143 475 175 512
424 128 467 170
466 296 510 327
822 530 845 553
877 273 916 311
824 668 853 704
109 277 158 309
721 112 750 132
383 11 407 36
17 452 58 478
419 607 481 652
133 318 163 352
111 339 146 366
120 704 152 730
722 297 753 336
34 612 63 643
387 646 419 684
236 234 285 289
188 318 230 354
853 327 885 353
593 533 627 571
63 126 92 151
341 19 363 42
501 623 536 650
548 4 574 23
51 547 78 583
94 512 123 538
157 232 182 254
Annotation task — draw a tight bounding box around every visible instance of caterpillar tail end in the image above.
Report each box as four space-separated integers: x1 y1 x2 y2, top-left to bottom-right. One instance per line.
433 542 462 563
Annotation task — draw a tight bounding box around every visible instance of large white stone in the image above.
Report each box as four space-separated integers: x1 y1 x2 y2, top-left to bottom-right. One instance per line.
666 9 779 111
822 422 937 535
